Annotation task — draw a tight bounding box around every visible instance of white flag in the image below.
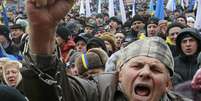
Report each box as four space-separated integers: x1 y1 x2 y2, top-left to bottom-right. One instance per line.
109 0 115 17
119 0 127 23
132 0 136 17
98 0 102 13
85 0 91 17
194 0 201 30
166 0 176 11
79 0 85 15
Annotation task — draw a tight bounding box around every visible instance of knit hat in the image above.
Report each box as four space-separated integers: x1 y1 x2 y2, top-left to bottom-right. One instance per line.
117 37 174 76
87 37 107 52
74 35 88 43
109 17 122 25
0 85 27 101
131 15 144 24
99 32 116 52
75 48 108 73
56 25 70 41
0 25 10 41
146 17 159 26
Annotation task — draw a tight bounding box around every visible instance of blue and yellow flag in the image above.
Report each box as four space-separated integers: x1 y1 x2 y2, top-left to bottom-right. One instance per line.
155 0 164 20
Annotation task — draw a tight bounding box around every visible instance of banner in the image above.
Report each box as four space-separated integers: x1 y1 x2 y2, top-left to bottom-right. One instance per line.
194 0 201 30
119 0 126 23
85 0 91 17
132 0 136 17
79 0 85 15
155 0 164 20
98 0 101 13
166 0 176 11
109 0 115 17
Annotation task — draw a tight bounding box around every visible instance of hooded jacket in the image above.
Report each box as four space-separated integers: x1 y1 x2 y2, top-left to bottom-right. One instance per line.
173 28 201 86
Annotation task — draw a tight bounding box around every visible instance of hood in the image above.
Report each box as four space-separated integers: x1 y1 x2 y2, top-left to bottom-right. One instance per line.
176 28 201 55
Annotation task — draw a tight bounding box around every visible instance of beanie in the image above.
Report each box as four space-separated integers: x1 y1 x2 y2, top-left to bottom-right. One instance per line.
117 37 174 76
56 26 70 41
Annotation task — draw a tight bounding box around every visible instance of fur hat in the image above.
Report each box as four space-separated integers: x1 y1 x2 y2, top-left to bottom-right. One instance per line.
75 48 108 73
117 37 174 76
99 32 116 52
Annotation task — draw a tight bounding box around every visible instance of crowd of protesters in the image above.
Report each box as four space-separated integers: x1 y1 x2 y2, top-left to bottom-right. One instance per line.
0 0 201 101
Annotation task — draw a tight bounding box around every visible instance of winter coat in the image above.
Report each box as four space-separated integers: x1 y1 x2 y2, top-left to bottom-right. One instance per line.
20 52 191 101
173 28 201 86
173 55 199 86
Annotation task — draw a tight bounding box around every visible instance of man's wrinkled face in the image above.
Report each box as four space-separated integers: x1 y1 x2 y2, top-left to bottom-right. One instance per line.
132 21 145 32
147 24 158 37
168 27 182 44
181 36 198 56
119 56 171 101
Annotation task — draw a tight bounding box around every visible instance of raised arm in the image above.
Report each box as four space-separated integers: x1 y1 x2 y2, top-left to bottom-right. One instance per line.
26 0 75 54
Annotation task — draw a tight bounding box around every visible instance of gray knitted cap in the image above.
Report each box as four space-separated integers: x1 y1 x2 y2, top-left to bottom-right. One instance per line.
117 37 174 76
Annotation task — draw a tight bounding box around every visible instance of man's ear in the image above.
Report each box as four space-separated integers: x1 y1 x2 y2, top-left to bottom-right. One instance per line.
166 77 173 90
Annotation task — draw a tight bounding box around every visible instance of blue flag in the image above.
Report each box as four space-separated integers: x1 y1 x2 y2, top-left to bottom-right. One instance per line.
0 44 19 61
1 3 9 27
148 0 155 15
155 0 164 20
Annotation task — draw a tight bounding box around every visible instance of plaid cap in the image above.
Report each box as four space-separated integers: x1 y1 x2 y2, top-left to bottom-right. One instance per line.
117 37 174 76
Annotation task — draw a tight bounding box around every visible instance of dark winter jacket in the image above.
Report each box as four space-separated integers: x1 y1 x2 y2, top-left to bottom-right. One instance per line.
173 28 201 86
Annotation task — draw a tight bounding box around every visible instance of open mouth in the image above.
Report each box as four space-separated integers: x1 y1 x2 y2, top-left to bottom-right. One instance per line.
134 84 151 96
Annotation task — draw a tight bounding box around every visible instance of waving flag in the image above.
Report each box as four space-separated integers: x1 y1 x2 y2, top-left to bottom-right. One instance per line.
0 44 19 60
155 0 164 20
85 0 91 17
194 0 201 30
132 0 136 17
109 0 115 17
166 0 176 11
98 0 102 13
0 0 8 27
79 0 85 15
119 0 126 23
148 0 155 16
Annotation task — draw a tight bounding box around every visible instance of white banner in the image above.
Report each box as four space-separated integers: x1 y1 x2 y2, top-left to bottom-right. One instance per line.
132 0 136 17
85 0 91 17
194 0 201 30
119 0 127 23
98 0 102 13
79 0 85 15
109 0 115 17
